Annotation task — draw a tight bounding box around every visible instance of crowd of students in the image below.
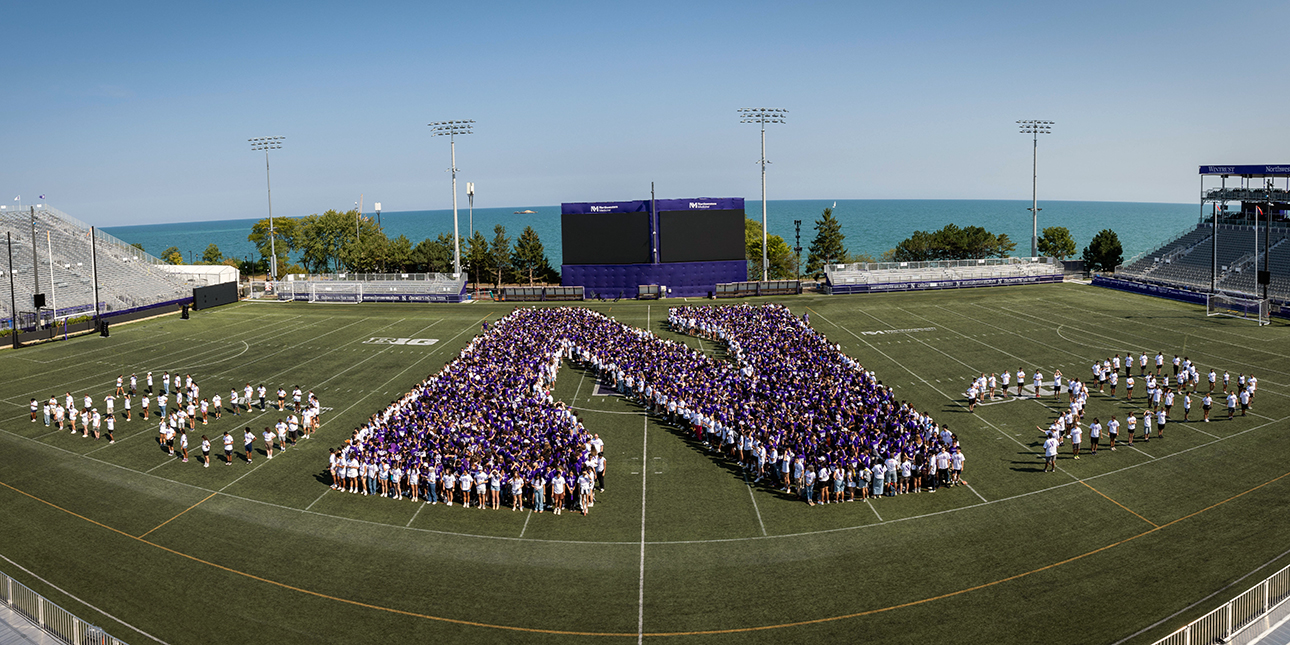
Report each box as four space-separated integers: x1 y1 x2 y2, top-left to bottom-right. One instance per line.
29 371 322 468
333 304 967 512
960 352 1259 471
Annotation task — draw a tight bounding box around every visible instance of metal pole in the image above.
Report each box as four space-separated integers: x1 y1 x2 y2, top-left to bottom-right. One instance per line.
1031 131 1039 258
451 137 461 275
47 232 56 319
1213 177 1222 293
90 226 99 321
793 219 802 281
29 207 38 299
8 232 18 349
467 183 474 242
761 122 768 280
1265 181 1272 302
266 150 277 280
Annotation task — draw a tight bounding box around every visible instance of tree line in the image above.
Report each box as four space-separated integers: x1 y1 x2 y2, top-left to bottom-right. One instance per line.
137 208 561 288
793 207 1123 277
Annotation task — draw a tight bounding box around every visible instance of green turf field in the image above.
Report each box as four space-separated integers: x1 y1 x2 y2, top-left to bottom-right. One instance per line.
1 283 1288 644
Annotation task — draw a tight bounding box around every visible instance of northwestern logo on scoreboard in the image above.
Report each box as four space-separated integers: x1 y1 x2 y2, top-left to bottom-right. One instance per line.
590 205 617 212
689 202 719 209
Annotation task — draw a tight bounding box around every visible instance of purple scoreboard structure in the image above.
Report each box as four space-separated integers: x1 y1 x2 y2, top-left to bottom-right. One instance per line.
561 197 748 298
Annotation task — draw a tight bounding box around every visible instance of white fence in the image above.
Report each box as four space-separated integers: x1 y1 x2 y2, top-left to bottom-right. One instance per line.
0 568 126 644
1154 561 1290 645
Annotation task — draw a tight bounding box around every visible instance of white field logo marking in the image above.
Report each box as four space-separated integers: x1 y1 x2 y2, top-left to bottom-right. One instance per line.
363 337 439 346
858 327 936 336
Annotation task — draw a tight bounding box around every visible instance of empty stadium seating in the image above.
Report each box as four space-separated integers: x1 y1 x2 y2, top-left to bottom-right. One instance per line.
1116 222 1290 302
0 206 190 323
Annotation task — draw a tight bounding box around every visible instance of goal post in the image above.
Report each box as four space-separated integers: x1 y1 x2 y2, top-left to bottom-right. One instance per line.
1207 293 1270 326
309 282 363 304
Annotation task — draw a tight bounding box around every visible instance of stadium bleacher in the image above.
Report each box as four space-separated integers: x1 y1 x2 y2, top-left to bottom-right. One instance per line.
824 257 1063 295
0 205 190 325
1115 222 1290 302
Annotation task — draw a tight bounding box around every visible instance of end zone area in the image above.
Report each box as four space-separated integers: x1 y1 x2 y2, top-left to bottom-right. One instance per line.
1 284 1289 644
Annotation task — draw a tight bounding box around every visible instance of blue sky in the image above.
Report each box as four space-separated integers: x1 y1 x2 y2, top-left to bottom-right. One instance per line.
4 0 1288 226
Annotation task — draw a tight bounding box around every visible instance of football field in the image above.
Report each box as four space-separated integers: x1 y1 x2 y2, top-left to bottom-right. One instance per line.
1 282 1288 644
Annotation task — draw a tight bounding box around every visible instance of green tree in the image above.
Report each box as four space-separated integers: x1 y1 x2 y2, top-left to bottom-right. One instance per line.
511 226 553 286
1082 229 1123 273
129 242 145 253
465 230 490 291
892 224 1015 262
745 218 795 280
386 234 413 272
340 226 388 272
297 210 359 273
160 246 183 265
248 216 298 274
413 233 455 273
1037 226 1077 260
201 243 223 264
805 207 848 278
488 224 512 288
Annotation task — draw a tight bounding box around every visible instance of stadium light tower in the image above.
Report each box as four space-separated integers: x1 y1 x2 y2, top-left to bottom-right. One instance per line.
249 136 285 279
429 120 474 275
739 108 787 280
1017 120 1053 258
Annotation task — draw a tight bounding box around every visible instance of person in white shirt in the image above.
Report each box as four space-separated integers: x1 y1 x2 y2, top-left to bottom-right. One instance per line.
1001 369 1011 397
1069 422 1082 459
1203 394 1213 422
1043 433 1059 472
1088 418 1101 454
1032 370 1043 398
1015 368 1026 397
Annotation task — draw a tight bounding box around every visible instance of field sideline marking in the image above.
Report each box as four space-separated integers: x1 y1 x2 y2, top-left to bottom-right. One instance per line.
138 491 218 539
0 551 172 645
1078 480 1157 528
8 466 1286 638
1110 544 1290 645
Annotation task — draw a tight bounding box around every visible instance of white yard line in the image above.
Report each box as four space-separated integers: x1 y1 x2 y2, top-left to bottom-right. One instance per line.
963 482 989 503
405 498 427 527
519 510 533 538
742 471 768 536
637 414 648 645
304 489 329 512
865 499 883 522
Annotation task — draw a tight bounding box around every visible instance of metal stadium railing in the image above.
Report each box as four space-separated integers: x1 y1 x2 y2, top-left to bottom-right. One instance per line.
0 568 127 644
1153 561 1290 645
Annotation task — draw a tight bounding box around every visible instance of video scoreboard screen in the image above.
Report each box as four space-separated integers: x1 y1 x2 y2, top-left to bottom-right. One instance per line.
561 201 652 265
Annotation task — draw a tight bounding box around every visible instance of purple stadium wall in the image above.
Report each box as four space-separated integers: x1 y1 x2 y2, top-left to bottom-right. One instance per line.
562 260 747 299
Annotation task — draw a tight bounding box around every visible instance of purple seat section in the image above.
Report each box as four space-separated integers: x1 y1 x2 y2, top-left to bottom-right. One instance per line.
562 260 747 298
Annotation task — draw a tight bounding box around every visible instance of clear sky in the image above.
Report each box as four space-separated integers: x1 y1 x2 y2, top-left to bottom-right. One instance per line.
4 0 1288 226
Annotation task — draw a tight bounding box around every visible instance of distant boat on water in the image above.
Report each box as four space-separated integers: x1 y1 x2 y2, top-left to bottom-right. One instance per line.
514 209 536 214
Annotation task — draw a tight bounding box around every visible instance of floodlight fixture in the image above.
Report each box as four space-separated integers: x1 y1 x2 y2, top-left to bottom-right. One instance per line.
249 136 285 279
429 119 475 275
738 107 788 280
1017 120 1054 257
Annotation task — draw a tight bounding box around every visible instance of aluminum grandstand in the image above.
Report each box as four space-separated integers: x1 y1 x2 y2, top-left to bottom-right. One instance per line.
1106 165 1290 307
248 272 468 303
823 257 1063 295
1 204 191 329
